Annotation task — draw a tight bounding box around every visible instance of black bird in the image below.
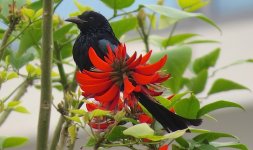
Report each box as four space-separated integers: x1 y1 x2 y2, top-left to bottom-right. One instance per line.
66 11 202 132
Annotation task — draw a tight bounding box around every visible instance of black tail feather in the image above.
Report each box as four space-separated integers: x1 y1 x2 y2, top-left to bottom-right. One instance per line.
134 92 202 132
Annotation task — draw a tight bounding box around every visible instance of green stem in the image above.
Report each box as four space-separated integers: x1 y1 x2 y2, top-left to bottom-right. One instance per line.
164 22 178 48
36 0 54 149
137 16 149 53
2 80 27 103
0 17 17 61
49 116 65 150
0 79 31 126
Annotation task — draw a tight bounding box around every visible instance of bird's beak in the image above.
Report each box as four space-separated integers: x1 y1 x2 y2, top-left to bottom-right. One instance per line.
65 17 87 24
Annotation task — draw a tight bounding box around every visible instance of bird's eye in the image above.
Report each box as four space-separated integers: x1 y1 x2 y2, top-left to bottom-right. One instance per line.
89 17 94 20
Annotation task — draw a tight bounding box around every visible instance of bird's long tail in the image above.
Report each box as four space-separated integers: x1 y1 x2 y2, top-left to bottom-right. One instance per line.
134 92 202 132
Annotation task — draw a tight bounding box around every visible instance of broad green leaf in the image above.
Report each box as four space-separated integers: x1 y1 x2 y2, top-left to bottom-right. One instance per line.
90 109 111 118
0 136 28 149
208 79 249 95
211 142 248 150
106 126 128 141
193 48 220 74
193 132 238 143
197 100 244 117
178 0 210 12
123 123 154 138
158 15 176 30
174 94 200 119
26 64 36 75
21 7 35 18
17 21 42 57
69 109 86 115
145 129 187 141
85 137 96 147
54 24 74 41
197 144 218 150
14 106 30 113
68 125 76 144
10 51 35 69
175 137 189 148
100 0 135 9
114 110 126 122
188 127 210 133
185 70 208 94
162 33 199 47
144 4 221 32
73 0 93 12
7 72 18 80
65 116 81 123
150 46 192 93
185 39 219 44
155 96 171 109
7 101 21 108
110 17 137 38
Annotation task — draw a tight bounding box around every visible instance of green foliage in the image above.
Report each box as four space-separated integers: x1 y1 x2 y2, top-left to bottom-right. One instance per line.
185 69 208 94
197 100 244 117
151 46 192 93
106 126 128 141
68 125 77 144
208 78 249 95
0 136 28 149
100 0 135 9
193 48 220 74
110 17 137 38
177 0 210 12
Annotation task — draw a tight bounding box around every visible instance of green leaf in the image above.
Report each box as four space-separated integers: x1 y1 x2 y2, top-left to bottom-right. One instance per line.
6 72 18 80
73 0 93 12
110 17 137 38
7 101 21 108
145 129 187 141
21 7 35 18
150 46 192 93
106 126 128 141
197 100 244 117
168 91 191 109
211 142 248 150
162 33 199 47
188 127 210 133
0 136 28 149
26 64 36 75
185 39 219 44
114 110 126 122
208 79 249 95
175 137 189 148
90 109 111 118
10 51 35 69
178 0 210 12
155 96 171 109
193 48 220 74
0 101 4 113
193 132 238 143
144 4 221 32
65 116 81 123
123 123 154 138
158 15 176 30
14 106 30 113
185 70 208 94
197 144 218 150
100 0 135 9
54 24 74 41
68 125 76 144
17 21 42 57
174 94 200 119
69 109 86 115
85 137 96 147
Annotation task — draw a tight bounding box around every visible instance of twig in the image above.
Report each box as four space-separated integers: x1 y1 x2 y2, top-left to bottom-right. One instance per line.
164 22 178 48
36 0 54 149
108 8 140 21
2 80 27 103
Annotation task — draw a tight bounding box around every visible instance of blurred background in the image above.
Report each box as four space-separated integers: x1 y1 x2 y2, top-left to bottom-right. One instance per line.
0 0 253 149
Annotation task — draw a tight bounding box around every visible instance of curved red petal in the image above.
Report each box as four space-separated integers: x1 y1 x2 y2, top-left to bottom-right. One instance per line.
126 52 137 65
146 88 163 96
159 144 169 150
106 44 115 61
135 55 167 75
128 55 142 69
140 50 152 64
89 120 114 130
86 103 99 111
132 72 155 85
95 84 120 103
152 74 171 83
88 47 112 72
81 80 112 94
123 76 135 99
138 114 153 124
104 56 113 64
84 70 110 79
76 72 110 85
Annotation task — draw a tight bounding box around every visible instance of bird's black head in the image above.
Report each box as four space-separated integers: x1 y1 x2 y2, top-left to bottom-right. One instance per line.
65 11 111 33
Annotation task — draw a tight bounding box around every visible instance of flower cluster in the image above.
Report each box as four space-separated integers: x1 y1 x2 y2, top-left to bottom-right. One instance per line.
76 44 170 111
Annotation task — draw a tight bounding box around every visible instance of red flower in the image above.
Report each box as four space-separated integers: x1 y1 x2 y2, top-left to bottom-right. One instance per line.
138 114 153 124
76 44 169 110
159 144 169 150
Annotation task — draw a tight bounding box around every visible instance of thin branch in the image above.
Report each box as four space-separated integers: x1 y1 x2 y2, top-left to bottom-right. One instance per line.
36 0 54 149
108 8 140 21
164 22 178 48
2 80 27 103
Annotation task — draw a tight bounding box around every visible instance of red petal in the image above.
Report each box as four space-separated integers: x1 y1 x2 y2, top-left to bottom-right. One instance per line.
128 55 142 69
170 107 175 113
106 44 116 61
138 114 153 124
140 50 152 64
86 103 99 111
88 47 112 72
123 76 135 99
108 93 120 110
167 95 175 100
126 52 137 65
159 144 169 150
84 70 110 79
134 85 142 92
76 72 110 85
95 84 120 103
89 120 114 130
146 88 163 96
121 44 127 58
152 74 170 83
132 72 155 85
135 55 167 75
81 80 112 94
104 56 113 64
